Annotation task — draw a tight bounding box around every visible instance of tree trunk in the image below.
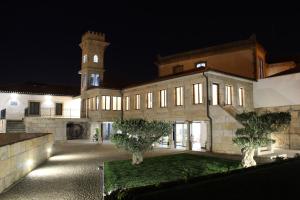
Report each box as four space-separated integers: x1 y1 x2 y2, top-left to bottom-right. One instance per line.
132 152 143 165
241 147 256 168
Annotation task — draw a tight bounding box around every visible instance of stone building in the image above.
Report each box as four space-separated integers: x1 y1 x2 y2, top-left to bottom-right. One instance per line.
79 31 299 154
1 31 299 155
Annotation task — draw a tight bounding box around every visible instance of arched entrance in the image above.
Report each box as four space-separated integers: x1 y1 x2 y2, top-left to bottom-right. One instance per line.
66 122 84 140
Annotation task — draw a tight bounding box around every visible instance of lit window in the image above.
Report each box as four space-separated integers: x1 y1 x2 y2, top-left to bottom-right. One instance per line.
125 96 130 111
113 97 122 111
212 83 219 105
96 96 99 110
160 89 167 108
93 55 99 63
135 94 140 110
193 83 203 104
147 92 153 109
196 62 206 68
90 74 100 86
83 54 87 63
225 85 233 105
175 87 183 106
238 88 245 106
102 96 110 110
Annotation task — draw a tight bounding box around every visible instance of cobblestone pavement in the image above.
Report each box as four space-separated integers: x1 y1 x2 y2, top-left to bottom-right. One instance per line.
0 140 183 200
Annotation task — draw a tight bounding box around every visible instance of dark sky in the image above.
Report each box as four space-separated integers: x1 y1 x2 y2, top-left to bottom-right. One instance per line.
1 2 300 88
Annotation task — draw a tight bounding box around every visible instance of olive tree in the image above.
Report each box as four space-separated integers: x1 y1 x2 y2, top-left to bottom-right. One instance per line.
111 119 172 165
233 112 291 168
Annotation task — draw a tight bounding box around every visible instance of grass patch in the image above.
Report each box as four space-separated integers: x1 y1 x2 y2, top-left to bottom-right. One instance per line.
104 153 241 193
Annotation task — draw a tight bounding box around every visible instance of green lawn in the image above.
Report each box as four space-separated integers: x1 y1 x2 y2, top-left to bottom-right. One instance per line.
104 153 241 193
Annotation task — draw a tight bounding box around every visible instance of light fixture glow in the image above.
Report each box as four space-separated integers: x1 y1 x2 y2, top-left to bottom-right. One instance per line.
26 159 33 166
47 148 52 154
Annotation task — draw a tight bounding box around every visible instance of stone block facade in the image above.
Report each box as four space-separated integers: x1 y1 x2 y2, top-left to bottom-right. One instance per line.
0 133 54 193
25 117 89 141
256 105 300 149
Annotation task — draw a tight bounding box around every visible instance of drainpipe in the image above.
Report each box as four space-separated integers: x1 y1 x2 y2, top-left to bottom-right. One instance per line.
203 72 213 152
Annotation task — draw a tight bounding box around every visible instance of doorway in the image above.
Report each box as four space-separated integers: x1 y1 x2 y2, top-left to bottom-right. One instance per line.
66 123 84 140
102 122 113 141
175 123 187 148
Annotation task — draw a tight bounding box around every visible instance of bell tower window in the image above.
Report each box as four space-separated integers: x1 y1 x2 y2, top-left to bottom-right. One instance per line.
93 55 99 63
83 54 87 63
89 74 100 86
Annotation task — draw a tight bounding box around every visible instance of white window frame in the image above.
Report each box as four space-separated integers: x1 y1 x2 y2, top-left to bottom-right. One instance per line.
112 96 122 111
93 55 99 63
83 54 87 63
102 96 111 110
135 94 141 110
160 89 167 108
147 92 153 109
225 85 233 105
175 87 184 106
238 87 245 106
193 83 203 104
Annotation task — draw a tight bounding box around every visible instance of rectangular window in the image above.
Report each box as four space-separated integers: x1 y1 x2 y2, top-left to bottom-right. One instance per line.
225 85 233 105
102 96 110 110
196 61 206 69
175 87 184 106
90 74 100 86
212 83 219 105
135 94 141 110
55 103 63 116
147 92 153 109
125 96 130 111
172 65 183 74
113 96 122 110
193 83 203 104
238 87 245 106
160 89 167 108
259 58 264 79
96 96 99 110
29 102 40 115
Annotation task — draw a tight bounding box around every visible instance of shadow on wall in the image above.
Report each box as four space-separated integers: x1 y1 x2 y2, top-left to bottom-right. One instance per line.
66 122 86 140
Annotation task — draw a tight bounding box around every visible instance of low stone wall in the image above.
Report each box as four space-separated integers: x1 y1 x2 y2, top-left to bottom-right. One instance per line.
0 133 54 193
25 118 89 141
0 120 6 133
256 105 300 149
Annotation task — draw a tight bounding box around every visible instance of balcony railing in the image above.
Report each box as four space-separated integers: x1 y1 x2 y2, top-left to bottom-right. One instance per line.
25 108 81 119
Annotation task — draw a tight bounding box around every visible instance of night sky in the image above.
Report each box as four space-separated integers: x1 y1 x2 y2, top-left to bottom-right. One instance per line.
1 2 300 88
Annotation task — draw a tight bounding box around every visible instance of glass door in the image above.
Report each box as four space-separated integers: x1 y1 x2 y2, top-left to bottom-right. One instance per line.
175 123 187 148
191 122 201 151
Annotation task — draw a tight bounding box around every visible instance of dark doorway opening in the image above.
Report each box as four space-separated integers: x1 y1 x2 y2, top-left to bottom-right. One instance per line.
66 122 84 140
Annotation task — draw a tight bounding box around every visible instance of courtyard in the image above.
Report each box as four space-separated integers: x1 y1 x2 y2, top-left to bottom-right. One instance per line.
0 140 183 200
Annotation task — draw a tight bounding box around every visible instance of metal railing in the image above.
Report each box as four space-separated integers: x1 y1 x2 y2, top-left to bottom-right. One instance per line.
25 108 81 118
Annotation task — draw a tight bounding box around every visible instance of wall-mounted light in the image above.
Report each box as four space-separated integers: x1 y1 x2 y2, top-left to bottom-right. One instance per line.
10 93 18 100
47 148 52 154
44 95 53 107
26 159 33 166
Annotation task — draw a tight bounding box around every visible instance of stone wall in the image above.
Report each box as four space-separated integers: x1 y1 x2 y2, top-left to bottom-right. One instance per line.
0 133 54 193
0 120 6 133
210 105 243 154
256 105 300 150
25 118 89 141
123 73 208 122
